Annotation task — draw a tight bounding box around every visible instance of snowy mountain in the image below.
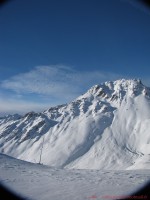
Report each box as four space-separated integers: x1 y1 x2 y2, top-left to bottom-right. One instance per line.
0 79 150 170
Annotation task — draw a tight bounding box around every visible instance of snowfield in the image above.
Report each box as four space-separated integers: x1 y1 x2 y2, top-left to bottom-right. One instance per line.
0 79 150 170
0 154 150 200
0 79 150 199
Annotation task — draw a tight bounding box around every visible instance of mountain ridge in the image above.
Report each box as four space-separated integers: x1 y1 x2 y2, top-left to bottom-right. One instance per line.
0 79 150 170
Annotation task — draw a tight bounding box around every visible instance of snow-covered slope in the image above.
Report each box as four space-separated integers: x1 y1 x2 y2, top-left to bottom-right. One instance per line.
0 79 150 170
0 153 150 200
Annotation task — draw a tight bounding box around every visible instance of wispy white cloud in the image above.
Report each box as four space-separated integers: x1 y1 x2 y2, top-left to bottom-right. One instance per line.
0 99 49 116
0 65 125 115
1 65 122 99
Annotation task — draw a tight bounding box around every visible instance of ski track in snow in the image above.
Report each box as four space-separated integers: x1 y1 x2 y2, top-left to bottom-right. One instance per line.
0 154 150 200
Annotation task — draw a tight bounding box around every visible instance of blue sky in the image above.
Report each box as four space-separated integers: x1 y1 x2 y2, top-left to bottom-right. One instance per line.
0 0 150 115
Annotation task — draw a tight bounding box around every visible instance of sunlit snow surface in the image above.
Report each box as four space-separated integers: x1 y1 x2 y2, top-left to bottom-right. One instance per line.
0 79 150 170
0 79 150 199
0 154 150 200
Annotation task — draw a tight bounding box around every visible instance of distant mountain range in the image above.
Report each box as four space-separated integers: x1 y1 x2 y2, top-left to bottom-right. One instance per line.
0 79 150 170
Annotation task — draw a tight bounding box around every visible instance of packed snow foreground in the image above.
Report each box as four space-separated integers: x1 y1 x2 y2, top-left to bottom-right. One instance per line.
0 79 150 200
0 153 149 200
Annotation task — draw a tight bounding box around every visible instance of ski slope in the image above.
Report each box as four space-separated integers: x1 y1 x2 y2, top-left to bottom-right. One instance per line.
0 153 150 200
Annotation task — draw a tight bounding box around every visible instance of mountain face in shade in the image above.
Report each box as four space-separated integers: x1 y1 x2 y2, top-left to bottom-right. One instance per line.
0 79 150 170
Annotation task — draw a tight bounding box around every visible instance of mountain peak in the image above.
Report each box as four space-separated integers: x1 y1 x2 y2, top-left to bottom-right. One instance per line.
86 79 149 101
112 78 143 89
0 78 150 170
